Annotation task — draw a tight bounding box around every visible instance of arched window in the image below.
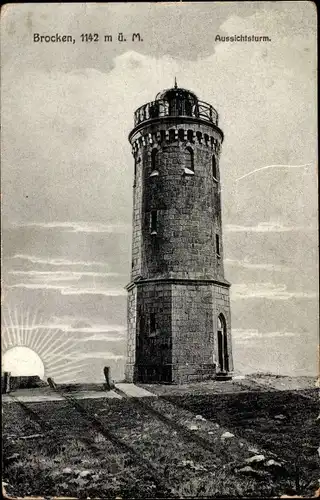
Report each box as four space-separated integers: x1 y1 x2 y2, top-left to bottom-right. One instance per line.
149 102 159 118
178 129 185 141
217 314 229 372
217 315 225 331
187 130 194 142
150 149 159 177
163 101 169 116
169 97 178 116
212 155 218 180
184 147 194 175
169 129 175 142
185 99 192 116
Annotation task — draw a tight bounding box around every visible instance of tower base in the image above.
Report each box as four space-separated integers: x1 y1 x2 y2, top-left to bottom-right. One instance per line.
215 373 233 381
125 278 233 385
125 362 225 385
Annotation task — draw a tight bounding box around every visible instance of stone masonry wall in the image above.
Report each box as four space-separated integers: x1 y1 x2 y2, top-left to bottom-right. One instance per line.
135 282 172 367
130 153 143 281
129 119 226 282
125 286 137 382
171 283 215 383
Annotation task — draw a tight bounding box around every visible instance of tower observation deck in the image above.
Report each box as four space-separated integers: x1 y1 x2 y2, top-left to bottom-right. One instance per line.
132 84 219 129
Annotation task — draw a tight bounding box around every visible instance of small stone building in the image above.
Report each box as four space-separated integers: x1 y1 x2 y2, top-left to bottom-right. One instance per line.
125 82 233 384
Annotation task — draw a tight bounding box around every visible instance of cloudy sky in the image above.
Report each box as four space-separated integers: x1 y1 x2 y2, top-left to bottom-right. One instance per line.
1 2 318 382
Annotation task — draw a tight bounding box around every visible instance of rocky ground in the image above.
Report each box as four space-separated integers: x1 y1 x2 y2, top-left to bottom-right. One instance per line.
2 375 319 498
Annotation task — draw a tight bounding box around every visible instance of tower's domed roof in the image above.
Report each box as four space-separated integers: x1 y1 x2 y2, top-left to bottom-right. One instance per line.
130 79 220 130
155 80 198 103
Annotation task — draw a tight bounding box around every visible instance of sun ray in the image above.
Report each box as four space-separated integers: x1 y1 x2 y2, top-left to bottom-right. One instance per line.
28 313 45 350
2 305 123 384
50 368 88 381
13 307 21 346
14 307 23 346
45 357 87 372
45 354 83 367
21 309 26 346
44 343 77 361
2 325 9 350
25 310 39 349
7 308 17 347
53 370 85 383
23 307 31 346
1 337 9 352
4 310 11 346
20 307 25 346
2 315 12 348
6 309 17 347
43 340 77 362
31 323 56 353
42 330 76 354
25 327 33 348
29 329 43 352
47 360 88 374
35 329 67 358
28 327 41 351
22 314 30 347
30 324 49 353
46 362 88 380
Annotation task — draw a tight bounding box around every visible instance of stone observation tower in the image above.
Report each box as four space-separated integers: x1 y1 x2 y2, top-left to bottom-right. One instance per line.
125 80 233 384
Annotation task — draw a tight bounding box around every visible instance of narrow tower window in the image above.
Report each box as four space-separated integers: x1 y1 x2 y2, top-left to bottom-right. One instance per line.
212 155 217 180
150 313 156 335
134 160 137 187
150 149 159 177
150 210 158 235
196 131 202 144
134 156 141 185
184 147 194 175
216 233 220 256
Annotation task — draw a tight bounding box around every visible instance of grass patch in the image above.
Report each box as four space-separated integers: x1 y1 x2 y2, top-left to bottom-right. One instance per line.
3 388 319 498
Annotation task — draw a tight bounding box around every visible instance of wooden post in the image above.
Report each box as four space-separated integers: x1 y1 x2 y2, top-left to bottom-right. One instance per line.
47 377 57 390
104 366 114 391
3 371 11 394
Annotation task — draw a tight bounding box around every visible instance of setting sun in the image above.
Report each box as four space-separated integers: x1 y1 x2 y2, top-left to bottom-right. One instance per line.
2 346 45 378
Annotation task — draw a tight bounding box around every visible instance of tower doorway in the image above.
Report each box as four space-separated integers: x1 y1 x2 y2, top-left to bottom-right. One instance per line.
217 315 229 373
